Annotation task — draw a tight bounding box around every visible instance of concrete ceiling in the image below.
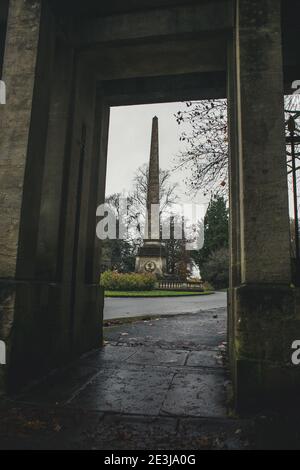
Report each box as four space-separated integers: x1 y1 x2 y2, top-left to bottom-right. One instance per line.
51 0 215 18
50 0 300 27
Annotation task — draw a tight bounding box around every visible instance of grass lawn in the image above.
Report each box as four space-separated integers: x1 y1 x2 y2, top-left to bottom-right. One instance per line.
105 290 214 298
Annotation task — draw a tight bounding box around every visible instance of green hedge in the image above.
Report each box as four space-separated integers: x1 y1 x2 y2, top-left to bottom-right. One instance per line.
100 271 156 291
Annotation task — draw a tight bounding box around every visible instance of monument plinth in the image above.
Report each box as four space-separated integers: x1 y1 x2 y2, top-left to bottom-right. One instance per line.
135 117 167 276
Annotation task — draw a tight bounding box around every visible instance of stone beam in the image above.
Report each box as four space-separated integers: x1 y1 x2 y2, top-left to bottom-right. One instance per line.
99 72 227 106
83 36 227 81
70 1 233 47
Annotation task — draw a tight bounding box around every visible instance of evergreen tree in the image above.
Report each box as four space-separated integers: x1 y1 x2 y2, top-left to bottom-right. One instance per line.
192 195 229 271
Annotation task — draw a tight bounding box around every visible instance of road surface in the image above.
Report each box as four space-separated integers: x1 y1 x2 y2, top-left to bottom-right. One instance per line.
104 291 227 320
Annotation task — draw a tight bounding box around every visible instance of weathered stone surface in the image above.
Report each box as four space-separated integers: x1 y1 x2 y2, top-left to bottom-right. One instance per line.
104 309 227 350
72 365 175 415
126 347 188 367
161 369 227 418
0 284 15 395
0 0 42 277
16 311 227 418
227 0 298 412
78 345 137 369
73 1 233 46
186 350 223 369
0 404 254 450
234 0 291 284
0 303 298 448
233 285 300 412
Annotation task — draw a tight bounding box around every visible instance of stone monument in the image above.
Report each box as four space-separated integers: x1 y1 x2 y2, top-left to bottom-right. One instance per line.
135 117 166 276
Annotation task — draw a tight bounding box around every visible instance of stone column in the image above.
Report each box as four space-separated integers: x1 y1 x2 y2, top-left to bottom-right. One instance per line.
35 40 75 281
0 0 43 395
229 0 300 412
227 36 241 372
0 0 59 394
236 0 291 285
0 0 43 278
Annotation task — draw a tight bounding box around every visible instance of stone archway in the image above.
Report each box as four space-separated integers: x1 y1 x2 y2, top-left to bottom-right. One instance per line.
0 0 299 412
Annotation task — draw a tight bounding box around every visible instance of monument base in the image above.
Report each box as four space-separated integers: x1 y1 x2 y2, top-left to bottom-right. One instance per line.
135 242 166 277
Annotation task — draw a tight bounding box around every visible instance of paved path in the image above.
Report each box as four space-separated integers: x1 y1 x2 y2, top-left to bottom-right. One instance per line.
104 291 227 320
3 308 249 450
1 308 295 449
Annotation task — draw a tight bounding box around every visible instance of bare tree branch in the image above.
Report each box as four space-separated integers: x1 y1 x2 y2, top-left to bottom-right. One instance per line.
174 96 300 196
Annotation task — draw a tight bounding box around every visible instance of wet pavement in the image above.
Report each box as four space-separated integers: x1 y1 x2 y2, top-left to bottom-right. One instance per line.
1 307 293 449
16 308 228 418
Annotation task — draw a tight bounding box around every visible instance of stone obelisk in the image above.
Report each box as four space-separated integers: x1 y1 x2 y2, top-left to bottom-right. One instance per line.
135 117 166 276
146 116 159 240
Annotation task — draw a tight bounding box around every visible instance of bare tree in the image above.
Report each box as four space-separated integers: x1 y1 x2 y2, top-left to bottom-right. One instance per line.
128 164 179 236
175 99 228 196
105 164 179 245
175 96 300 196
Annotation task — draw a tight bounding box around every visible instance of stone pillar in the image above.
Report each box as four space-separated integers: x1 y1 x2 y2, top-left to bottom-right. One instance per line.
236 0 291 285
35 40 75 281
0 0 43 394
58 56 101 357
0 3 101 392
229 0 300 412
227 36 241 373
0 0 59 393
0 0 43 278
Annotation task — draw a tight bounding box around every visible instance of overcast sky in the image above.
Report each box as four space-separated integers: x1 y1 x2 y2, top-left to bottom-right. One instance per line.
106 100 297 223
106 102 210 219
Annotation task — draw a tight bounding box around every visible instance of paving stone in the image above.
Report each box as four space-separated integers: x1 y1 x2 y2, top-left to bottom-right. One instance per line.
161 370 227 418
18 365 100 405
71 365 174 416
186 350 222 368
79 344 137 368
126 347 188 366
2 310 299 449
12 311 228 446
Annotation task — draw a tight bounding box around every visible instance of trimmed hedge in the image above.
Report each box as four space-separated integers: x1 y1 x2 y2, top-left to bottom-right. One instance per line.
100 271 156 291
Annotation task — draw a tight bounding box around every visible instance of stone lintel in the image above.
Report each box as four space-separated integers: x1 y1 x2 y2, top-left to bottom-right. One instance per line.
71 1 233 47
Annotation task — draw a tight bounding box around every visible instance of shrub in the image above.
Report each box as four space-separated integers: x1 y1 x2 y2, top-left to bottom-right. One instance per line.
201 247 229 290
100 271 156 291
